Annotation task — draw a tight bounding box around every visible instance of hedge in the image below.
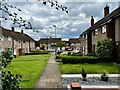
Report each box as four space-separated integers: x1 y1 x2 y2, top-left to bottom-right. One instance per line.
25 50 49 55
62 56 98 64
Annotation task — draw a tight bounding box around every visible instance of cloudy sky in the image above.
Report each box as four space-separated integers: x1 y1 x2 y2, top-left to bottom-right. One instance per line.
1 0 120 40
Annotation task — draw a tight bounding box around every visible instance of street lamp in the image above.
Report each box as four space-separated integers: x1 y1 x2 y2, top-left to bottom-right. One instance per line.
53 25 57 53
53 25 57 38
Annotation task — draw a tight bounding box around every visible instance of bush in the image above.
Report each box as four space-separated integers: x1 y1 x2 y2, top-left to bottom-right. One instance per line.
56 55 60 59
96 38 113 59
60 52 68 56
62 56 98 64
1 49 22 90
86 52 96 57
25 50 49 55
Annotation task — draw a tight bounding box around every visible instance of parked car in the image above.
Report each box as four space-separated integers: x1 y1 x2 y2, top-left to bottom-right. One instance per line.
73 48 82 55
56 50 63 55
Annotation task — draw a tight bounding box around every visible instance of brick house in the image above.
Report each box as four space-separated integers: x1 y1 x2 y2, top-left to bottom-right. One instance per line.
69 38 81 50
80 5 120 62
39 38 61 50
0 26 35 56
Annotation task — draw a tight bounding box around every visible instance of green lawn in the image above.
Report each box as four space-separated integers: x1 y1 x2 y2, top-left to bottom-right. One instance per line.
4 54 50 88
59 62 119 74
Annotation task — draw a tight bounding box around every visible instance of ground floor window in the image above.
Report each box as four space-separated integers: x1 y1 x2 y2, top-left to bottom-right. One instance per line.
85 46 88 54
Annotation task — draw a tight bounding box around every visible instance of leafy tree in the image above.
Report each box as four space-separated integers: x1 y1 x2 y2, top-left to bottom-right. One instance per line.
41 44 46 50
35 41 40 47
1 49 22 90
56 41 65 49
96 38 113 58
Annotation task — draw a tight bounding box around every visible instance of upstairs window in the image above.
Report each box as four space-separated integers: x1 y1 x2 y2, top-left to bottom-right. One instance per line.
82 35 84 40
101 25 106 33
95 29 98 35
93 29 98 36
85 34 87 39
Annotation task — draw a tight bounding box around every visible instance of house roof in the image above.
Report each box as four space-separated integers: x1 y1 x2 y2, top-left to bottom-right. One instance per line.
69 38 80 43
39 38 61 43
0 26 35 41
80 6 120 36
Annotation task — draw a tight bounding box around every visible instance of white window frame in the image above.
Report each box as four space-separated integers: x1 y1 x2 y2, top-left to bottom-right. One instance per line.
85 34 87 39
95 29 98 36
83 47 85 54
101 25 106 33
82 35 84 40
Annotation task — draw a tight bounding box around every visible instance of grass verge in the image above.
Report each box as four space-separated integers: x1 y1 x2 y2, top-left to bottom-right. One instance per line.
4 54 50 88
59 62 119 74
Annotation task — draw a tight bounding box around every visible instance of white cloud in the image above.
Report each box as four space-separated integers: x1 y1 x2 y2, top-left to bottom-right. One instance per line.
1 1 119 40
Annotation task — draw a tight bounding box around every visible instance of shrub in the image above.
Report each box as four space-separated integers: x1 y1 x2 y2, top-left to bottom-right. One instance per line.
96 38 113 59
60 52 68 56
56 55 60 59
25 50 49 55
86 52 96 57
1 49 22 90
62 56 98 64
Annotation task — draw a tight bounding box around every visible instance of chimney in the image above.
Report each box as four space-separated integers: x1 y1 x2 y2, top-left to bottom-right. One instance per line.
11 27 14 32
104 5 109 17
91 16 94 26
21 30 23 34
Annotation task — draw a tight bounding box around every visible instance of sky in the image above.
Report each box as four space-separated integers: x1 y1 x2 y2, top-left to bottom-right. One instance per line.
1 0 120 41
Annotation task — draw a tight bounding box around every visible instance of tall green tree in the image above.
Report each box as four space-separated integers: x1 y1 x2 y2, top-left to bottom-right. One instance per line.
56 41 65 50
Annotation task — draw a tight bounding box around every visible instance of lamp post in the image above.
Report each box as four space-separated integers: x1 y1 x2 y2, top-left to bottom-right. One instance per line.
53 25 57 53
53 25 57 38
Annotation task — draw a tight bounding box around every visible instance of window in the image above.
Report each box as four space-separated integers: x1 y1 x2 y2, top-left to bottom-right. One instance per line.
93 29 98 36
95 29 98 35
101 25 106 33
85 46 87 54
85 34 87 39
23 41 26 43
82 35 84 40
8 36 12 41
83 47 85 54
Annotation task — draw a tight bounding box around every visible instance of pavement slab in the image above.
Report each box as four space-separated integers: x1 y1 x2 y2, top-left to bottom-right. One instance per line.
36 52 62 88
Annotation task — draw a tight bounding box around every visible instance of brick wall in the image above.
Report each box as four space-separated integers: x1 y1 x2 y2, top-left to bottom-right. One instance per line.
115 17 120 62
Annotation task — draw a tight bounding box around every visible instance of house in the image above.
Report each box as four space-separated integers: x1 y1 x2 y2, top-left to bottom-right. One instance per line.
80 5 120 62
0 26 35 56
39 38 61 50
69 38 80 50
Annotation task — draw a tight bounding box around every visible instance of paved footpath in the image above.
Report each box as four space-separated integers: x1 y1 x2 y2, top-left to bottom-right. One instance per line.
36 52 63 88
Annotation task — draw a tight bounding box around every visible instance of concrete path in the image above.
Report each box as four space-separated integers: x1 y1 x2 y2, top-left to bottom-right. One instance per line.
36 52 62 88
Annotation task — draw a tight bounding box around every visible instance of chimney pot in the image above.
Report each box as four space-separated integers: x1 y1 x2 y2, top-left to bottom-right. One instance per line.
21 30 23 34
91 16 94 26
11 27 14 32
104 5 109 17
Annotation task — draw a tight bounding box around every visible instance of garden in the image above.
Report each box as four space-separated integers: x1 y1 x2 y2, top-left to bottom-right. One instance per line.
56 38 120 87
2 50 50 89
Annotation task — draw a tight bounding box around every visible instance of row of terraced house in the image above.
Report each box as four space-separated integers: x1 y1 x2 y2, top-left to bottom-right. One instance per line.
0 26 35 57
80 5 120 62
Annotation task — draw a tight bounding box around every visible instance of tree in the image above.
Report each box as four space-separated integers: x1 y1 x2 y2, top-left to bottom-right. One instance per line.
1 49 22 90
96 38 113 59
41 44 46 50
35 41 40 48
56 41 65 50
